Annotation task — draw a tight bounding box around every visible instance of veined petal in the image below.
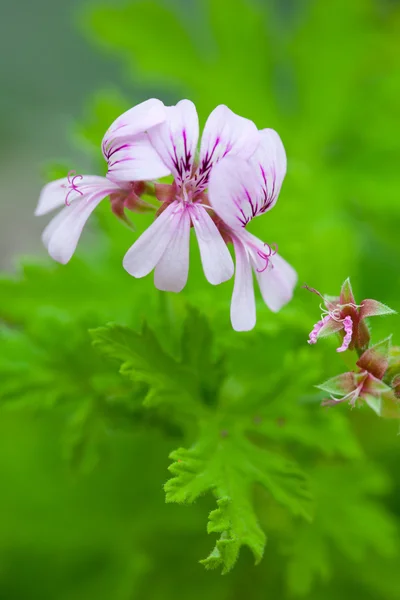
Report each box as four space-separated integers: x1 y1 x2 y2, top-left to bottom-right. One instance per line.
35 175 117 216
148 100 199 183
195 105 259 191
106 133 170 182
359 299 396 320
102 98 166 158
356 337 391 380
208 156 260 230
42 186 114 263
154 206 190 292
250 128 287 213
123 201 181 278
231 238 256 331
254 251 297 313
189 204 234 285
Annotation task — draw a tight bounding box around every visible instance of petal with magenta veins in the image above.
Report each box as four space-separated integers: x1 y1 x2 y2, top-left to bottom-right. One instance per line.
35 175 117 216
123 201 181 278
359 298 396 320
102 98 166 158
230 238 256 332
154 206 191 293
106 133 171 182
195 105 259 190
250 128 287 213
148 100 199 183
190 204 234 285
42 187 114 264
254 250 297 313
208 156 261 230
356 336 391 380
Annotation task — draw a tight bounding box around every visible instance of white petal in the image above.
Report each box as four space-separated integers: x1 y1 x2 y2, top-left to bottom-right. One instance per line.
255 251 297 312
196 105 259 190
148 100 199 183
102 98 166 158
208 156 260 231
231 238 256 331
123 201 181 278
189 204 234 285
42 187 113 264
154 207 190 292
35 175 116 216
250 128 287 213
106 133 171 181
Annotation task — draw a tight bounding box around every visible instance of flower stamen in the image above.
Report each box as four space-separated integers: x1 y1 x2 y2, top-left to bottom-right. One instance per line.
65 170 84 206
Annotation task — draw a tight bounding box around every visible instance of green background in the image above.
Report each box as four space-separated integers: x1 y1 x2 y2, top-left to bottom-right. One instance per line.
1 0 400 598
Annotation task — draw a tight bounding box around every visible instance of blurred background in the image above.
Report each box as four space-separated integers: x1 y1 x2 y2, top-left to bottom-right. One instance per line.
1 0 400 598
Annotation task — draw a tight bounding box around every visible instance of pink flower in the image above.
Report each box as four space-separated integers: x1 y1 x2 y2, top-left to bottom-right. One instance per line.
306 278 396 352
123 100 260 292
207 129 297 331
318 338 400 417
35 99 169 264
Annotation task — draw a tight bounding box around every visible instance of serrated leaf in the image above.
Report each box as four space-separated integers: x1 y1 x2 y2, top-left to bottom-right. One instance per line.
165 418 313 573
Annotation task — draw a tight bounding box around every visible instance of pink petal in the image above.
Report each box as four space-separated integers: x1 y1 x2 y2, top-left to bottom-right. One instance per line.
359 299 396 320
102 98 166 158
250 128 287 213
208 156 260 230
339 277 356 305
42 186 114 263
316 317 344 338
356 337 391 380
148 100 199 183
337 315 353 352
35 175 117 216
254 251 297 313
105 133 171 182
317 372 357 395
123 201 181 278
230 238 256 331
195 105 259 190
154 206 191 292
189 204 234 285
308 315 331 345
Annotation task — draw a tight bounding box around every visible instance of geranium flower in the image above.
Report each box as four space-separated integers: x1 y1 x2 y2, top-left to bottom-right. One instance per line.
318 338 400 417
306 278 395 352
207 129 297 331
122 100 260 292
35 99 168 264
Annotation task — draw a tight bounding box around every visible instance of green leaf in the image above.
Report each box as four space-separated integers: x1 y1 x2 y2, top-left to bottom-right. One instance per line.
165 418 313 574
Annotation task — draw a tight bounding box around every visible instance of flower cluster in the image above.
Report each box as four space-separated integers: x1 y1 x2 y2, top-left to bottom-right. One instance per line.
306 278 400 417
35 99 297 331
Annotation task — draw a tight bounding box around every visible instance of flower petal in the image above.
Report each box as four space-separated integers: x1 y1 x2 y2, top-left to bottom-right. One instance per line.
154 206 191 292
189 204 234 285
106 133 171 182
42 186 114 263
195 105 259 191
254 251 297 312
250 128 287 213
102 98 166 158
208 156 260 230
356 337 391 380
123 201 180 278
148 100 199 183
35 175 117 216
230 238 256 331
